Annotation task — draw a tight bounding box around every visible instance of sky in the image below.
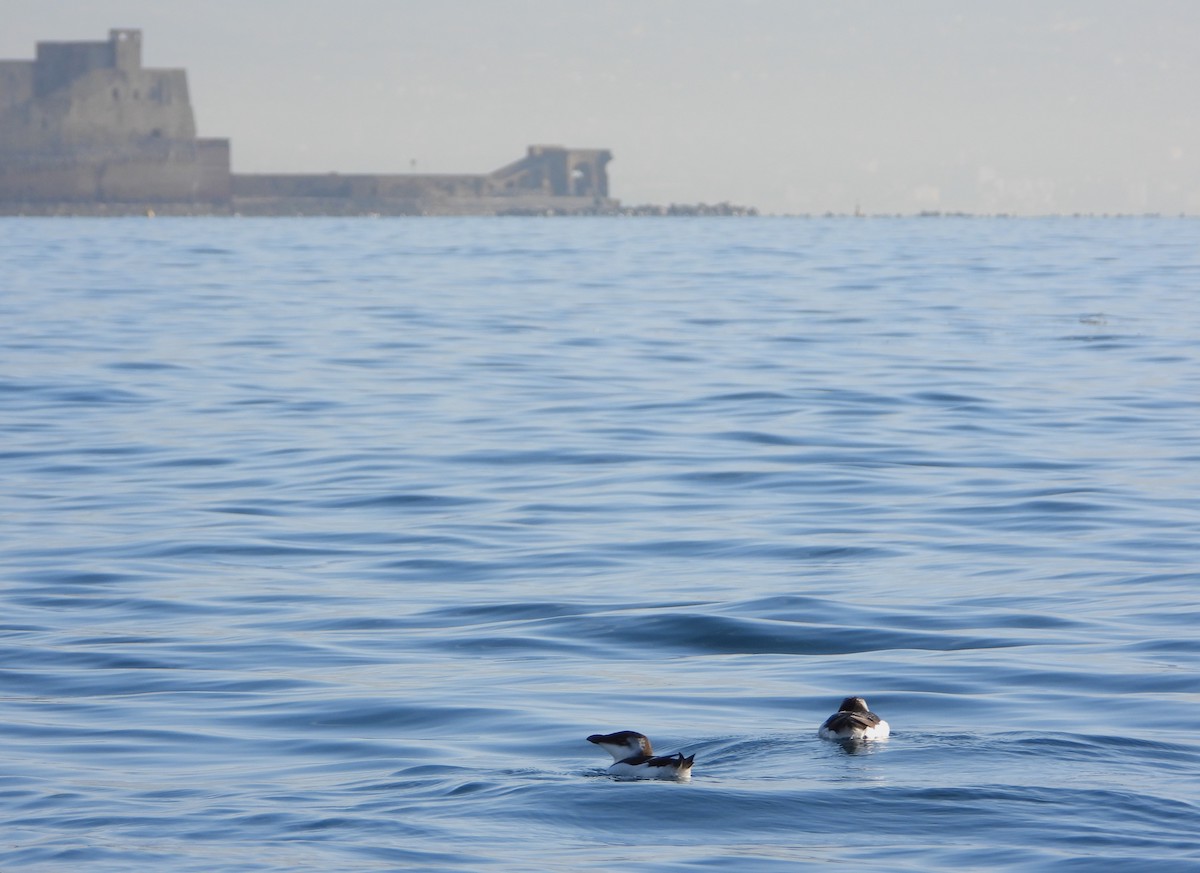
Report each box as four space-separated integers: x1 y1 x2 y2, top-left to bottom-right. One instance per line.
4 0 1199 214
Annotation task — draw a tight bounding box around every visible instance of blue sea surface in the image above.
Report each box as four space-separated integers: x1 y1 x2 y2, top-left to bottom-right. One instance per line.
1 215 1198 871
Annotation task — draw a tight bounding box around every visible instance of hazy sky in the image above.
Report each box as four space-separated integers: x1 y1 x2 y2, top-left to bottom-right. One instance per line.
5 1 1199 214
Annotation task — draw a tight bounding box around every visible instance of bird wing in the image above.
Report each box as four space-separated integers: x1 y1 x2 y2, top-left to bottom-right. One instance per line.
822 711 880 733
644 752 693 769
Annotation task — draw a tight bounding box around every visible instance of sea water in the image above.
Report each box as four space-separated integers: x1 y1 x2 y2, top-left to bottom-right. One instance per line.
1 216 1198 871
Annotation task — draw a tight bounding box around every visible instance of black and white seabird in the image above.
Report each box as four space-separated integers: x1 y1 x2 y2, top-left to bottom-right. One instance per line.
818 696 890 741
587 730 695 780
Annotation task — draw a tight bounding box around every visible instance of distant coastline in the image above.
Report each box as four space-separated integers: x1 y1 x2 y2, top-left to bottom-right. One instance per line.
2 29 755 217
3 206 1189 219
4 30 1179 219
0 199 761 218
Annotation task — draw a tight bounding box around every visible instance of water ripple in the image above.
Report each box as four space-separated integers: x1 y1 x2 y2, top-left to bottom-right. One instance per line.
1 216 1198 871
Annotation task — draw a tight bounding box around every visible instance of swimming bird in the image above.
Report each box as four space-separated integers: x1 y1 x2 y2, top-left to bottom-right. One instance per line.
587 730 695 780
818 696 890 741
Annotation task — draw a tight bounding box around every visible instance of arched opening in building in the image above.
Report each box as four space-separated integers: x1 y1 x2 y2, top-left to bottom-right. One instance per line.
571 163 594 196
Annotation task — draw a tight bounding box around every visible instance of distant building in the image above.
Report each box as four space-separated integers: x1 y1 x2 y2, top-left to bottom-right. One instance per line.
0 30 614 215
0 29 231 207
232 145 614 216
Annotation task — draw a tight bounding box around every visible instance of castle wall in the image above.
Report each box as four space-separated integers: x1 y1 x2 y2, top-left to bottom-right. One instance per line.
232 173 488 200
229 158 615 216
31 29 141 95
5 67 196 151
96 146 208 202
0 138 232 203
228 146 615 215
0 61 34 113
230 173 479 215
34 41 112 96
196 139 232 202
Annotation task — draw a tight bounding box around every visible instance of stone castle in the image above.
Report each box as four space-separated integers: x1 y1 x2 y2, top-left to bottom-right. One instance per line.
0 30 614 215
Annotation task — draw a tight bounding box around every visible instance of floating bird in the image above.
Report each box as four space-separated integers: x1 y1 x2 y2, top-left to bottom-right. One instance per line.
818 696 890 741
587 730 695 780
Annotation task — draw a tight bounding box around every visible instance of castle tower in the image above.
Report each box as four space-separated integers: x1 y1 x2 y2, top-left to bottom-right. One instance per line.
0 29 230 207
110 29 142 72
